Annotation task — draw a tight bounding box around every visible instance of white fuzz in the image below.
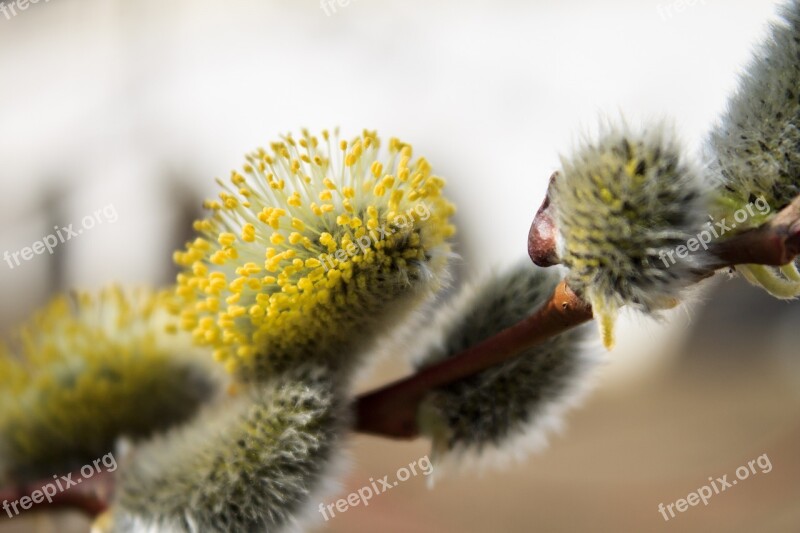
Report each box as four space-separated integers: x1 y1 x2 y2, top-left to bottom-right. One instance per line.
413 262 601 477
555 121 709 347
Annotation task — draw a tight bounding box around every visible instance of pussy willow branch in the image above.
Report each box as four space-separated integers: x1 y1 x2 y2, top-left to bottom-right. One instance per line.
4 194 800 520
354 192 800 439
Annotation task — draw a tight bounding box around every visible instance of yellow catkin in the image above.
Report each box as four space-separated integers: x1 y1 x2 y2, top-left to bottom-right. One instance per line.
173 130 457 378
0 288 216 484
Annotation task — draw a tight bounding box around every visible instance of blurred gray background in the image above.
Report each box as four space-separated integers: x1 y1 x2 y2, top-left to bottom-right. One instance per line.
1 0 799 531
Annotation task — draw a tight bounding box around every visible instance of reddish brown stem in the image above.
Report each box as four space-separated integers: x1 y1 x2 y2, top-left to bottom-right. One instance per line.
355 280 593 438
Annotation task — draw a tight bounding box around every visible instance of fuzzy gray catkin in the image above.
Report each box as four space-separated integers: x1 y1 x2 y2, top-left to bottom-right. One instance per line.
112 365 347 533
709 0 800 214
414 263 595 468
554 122 708 347
707 0 800 297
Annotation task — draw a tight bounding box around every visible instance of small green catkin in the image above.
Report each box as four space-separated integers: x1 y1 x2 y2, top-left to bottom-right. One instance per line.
113 365 348 533
414 263 596 470
707 0 800 298
554 122 708 347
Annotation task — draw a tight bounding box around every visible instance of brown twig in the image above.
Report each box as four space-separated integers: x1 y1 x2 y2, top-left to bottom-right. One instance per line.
355 280 593 438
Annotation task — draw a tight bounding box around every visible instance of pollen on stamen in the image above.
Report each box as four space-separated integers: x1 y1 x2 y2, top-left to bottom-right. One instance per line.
173 130 456 380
